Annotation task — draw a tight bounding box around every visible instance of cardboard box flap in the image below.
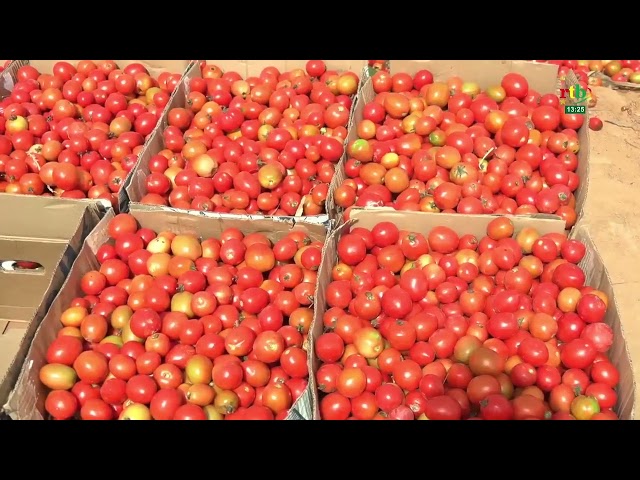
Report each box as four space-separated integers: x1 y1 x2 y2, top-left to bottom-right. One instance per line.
348 208 566 237
202 60 368 78
0 240 69 322
126 206 327 246
0 195 101 240
0 200 102 408
389 60 559 95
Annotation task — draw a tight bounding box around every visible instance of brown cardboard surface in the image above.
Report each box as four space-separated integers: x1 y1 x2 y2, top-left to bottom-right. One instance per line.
309 209 636 420
327 61 588 231
5 207 327 420
0 60 192 211
0 195 102 407
127 60 369 223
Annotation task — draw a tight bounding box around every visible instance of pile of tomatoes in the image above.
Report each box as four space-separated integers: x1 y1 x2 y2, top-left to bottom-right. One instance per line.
138 60 360 216
39 213 320 420
0 61 183 205
316 218 619 420
537 60 640 84
333 70 586 230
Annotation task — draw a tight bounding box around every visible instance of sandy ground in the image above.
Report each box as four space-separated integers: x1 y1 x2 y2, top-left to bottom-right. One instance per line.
579 85 640 413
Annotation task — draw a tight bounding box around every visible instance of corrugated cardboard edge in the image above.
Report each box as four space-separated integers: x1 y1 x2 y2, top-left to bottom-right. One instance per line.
0 60 193 211
129 203 331 229
127 60 364 224
0 193 112 211
569 222 636 419
0 201 103 407
4 208 328 420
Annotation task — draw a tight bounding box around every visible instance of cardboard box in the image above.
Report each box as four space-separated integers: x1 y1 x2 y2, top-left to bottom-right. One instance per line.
0 60 192 211
307 209 636 419
327 61 590 233
126 60 370 224
4 204 327 420
0 195 103 407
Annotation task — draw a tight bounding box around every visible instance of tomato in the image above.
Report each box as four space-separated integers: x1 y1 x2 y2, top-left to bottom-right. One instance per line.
375 383 404 413
150 389 185 420
501 73 529 100
585 382 617 410
280 347 308 378
385 320 417 351
351 391 379 420
262 383 293 414
486 312 518 340
100 378 127 405
73 351 109 384
174 404 207 420
78 397 114 420
560 239 586 264
71 381 101 408
479 394 514 420
423 395 462 420
129 308 162 339
337 234 367 265
561 339 597 369
570 395 600 420
109 354 137 380
45 336 83 366
315 332 345 364
577 294 607 324
336 367 367 398
108 214 138 239
466 374 501 404
468 347 505 376
381 287 413 319
126 374 158 404
320 392 351 420
428 226 459 254
581 323 613 353
45 390 79 420
371 222 400 248
392 359 422 391
518 337 549 366
590 361 619 388
512 394 548 420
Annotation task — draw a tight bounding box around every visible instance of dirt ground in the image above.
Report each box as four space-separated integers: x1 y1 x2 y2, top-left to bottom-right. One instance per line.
579 85 640 414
